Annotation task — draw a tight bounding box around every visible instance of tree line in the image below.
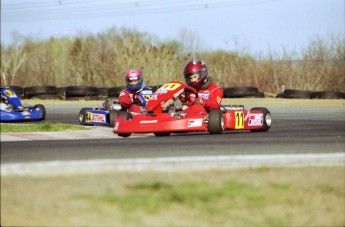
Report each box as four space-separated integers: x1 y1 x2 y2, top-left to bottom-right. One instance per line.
1 27 344 94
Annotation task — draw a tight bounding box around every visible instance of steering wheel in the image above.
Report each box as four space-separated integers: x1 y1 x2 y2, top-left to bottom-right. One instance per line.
183 84 198 98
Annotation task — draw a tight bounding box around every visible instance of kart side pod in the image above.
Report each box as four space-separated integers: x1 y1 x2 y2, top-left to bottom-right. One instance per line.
223 107 271 132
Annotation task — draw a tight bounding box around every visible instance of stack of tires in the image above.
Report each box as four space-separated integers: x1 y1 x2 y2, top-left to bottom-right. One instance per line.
65 86 100 100
3 85 343 100
223 86 264 98
24 86 63 100
277 89 345 99
107 86 125 98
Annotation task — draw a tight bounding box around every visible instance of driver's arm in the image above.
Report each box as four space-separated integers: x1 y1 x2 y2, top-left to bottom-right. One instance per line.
119 90 133 107
203 87 223 110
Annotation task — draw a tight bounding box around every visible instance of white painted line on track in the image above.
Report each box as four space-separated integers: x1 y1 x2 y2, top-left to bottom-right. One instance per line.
2 152 344 176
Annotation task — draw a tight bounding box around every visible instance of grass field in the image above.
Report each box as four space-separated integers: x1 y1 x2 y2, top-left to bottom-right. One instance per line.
0 122 89 132
1 167 344 226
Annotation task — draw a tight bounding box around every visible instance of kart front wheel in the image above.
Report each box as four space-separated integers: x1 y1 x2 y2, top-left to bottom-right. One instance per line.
117 111 132 138
208 109 224 134
34 104 46 121
79 108 93 125
109 110 119 128
250 107 272 132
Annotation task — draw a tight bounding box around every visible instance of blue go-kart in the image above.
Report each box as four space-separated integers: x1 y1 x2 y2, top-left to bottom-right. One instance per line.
79 89 153 127
1 86 46 122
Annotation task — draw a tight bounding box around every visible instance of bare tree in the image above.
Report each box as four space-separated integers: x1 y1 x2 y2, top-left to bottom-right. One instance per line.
1 44 26 85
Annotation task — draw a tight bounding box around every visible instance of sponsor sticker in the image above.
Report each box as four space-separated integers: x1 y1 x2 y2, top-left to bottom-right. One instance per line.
91 113 106 123
4 89 17 97
140 120 158 124
188 118 203 127
248 114 263 126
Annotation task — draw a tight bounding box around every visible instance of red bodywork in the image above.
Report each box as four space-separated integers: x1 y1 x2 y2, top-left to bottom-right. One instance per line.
113 81 267 135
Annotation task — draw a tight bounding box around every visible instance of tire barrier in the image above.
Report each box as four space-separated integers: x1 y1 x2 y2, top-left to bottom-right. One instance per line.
277 89 345 99
65 86 99 100
277 89 314 99
97 87 109 97
24 86 59 99
223 86 264 98
2 85 344 100
108 86 125 98
310 91 345 99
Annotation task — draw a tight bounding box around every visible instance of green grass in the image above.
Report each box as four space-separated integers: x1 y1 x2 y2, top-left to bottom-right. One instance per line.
2 167 344 226
0 122 89 132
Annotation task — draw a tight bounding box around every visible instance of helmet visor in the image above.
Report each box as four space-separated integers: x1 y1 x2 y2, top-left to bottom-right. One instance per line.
185 71 202 84
129 79 139 85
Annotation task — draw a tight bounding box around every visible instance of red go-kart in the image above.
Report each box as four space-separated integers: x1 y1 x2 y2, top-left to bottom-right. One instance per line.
113 81 271 137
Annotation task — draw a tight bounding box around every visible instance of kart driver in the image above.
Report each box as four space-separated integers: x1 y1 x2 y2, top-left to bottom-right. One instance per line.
180 59 224 115
1 94 8 111
0 87 10 111
118 69 153 114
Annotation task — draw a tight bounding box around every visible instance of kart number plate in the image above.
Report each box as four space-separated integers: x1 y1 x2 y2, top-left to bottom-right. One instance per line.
4 89 17 98
160 82 181 91
235 111 244 129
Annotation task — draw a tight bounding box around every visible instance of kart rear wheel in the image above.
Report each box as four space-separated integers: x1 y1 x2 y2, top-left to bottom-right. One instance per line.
250 107 272 132
34 104 46 121
108 110 119 127
117 111 132 138
154 132 171 137
208 109 224 134
79 108 93 125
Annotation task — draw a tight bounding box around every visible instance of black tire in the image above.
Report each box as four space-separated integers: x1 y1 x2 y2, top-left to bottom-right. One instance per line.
98 87 110 97
223 86 259 98
208 109 223 134
281 89 312 99
108 86 125 97
108 110 119 127
310 91 345 99
79 108 93 125
65 86 98 98
250 107 272 132
34 104 46 121
117 111 132 137
154 132 171 137
57 87 66 97
25 86 58 99
254 91 265 98
276 93 284 98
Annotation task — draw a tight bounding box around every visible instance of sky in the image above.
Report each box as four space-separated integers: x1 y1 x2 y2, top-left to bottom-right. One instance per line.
1 0 344 55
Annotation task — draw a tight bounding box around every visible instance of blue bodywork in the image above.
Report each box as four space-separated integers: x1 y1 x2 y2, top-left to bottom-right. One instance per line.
0 87 46 122
81 109 110 126
79 89 153 126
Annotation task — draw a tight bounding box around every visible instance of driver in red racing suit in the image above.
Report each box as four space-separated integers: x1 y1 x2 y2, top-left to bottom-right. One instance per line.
180 60 223 116
118 69 152 114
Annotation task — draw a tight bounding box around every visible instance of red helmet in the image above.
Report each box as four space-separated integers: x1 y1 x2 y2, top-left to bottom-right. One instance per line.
183 60 208 90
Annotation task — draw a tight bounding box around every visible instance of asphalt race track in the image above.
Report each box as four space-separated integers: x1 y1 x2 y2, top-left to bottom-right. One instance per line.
1 101 345 169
